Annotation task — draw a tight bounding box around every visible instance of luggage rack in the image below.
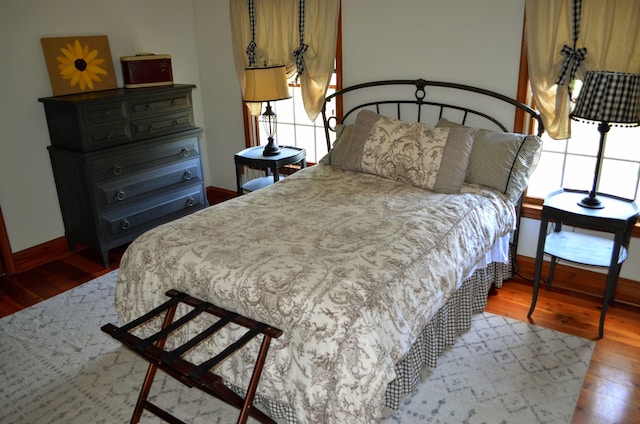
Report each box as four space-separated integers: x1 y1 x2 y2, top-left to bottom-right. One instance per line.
102 289 283 424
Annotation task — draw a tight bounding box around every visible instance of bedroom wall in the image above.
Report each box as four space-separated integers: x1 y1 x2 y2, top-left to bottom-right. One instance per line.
0 0 208 253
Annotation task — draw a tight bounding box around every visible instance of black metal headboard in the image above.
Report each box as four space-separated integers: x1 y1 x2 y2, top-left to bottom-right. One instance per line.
321 79 544 152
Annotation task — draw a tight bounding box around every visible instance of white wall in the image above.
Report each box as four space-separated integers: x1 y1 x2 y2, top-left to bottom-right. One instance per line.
192 0 247 192
341 0 525 94
0 0 208 252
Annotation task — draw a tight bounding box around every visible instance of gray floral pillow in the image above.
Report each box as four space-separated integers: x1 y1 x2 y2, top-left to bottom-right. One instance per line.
328 110 476 193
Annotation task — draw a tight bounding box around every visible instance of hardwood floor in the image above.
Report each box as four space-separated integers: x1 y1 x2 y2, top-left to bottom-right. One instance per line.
0 245 125 317
1 251 638 423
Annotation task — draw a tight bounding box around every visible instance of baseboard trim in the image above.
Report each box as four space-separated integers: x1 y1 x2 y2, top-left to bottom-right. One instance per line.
13 236 74 275
206 186 237 205
516 255 640 308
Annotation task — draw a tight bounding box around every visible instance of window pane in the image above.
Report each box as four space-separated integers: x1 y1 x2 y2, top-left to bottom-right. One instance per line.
567 122 599 155
315 126 330 160
541 136 567 153
295 124 317 161
563 155 596 191
599 159 639 200
274 98 295 124
605 126 640 162
274 122 295 147
527 151 564 198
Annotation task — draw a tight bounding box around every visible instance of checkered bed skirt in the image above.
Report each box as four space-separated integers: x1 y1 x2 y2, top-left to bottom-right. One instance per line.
231 261 512 423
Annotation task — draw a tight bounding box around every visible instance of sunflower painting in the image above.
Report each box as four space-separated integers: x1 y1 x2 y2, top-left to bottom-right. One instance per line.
41 36 117 96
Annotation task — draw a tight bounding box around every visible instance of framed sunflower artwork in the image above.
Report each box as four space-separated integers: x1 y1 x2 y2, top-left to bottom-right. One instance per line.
41 35 117 96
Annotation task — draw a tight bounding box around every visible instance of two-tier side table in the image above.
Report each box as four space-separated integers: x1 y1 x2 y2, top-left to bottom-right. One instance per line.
527 189 638 338
234 146 306 196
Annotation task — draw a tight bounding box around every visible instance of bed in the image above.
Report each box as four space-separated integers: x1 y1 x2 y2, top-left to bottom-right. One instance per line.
114 78 544 423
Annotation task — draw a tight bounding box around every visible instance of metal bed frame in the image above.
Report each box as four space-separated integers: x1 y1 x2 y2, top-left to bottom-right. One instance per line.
321 79 543 148
320 78 545 272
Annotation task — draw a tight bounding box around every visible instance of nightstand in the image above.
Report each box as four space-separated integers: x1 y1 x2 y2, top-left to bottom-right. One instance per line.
234 146 306 195
527 189 638 338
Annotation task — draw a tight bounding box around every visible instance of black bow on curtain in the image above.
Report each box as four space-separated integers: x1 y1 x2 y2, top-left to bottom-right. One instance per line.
246 0 256 67
556 0 588 90
292 0 308 81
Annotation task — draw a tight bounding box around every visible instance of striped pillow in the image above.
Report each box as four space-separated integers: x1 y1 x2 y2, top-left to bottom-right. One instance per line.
436 118 542 203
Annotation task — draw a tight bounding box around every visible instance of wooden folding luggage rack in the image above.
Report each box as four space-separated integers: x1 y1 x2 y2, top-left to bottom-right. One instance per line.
102 289 283 424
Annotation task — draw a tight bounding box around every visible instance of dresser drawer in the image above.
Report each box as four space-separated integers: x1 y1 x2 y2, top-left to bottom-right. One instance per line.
91 131 201 183
39 84 197 153
82 101 128 126
131 111 194 139
100 184 205 241
83 122 133 151
97 157 203 208
129 90 192 117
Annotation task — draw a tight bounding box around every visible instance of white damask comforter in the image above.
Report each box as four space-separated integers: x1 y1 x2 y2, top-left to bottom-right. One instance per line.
115 163 515 423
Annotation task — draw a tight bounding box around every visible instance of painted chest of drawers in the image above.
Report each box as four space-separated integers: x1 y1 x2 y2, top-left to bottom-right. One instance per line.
39 84 207 267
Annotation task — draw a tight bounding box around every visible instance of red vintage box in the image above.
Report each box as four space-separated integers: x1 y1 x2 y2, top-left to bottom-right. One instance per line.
120 54 173 88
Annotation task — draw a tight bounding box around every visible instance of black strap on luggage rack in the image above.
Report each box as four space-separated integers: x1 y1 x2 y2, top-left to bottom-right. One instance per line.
102 289 283 424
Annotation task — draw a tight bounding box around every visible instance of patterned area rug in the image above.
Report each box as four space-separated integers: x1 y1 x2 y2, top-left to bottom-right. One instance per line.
0 270 594 424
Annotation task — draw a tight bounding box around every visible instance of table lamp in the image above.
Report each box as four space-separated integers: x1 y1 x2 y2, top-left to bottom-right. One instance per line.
243 65 291 156
570 71 640 209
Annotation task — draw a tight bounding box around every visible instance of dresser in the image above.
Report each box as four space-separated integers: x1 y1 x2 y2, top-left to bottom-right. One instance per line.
39 84 207 267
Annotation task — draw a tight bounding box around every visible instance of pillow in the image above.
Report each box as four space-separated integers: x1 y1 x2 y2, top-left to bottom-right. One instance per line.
319 124 353 167
435 118 542 203
335 110 476 193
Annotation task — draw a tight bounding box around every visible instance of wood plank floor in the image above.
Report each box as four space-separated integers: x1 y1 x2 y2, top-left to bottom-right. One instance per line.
1 251 638 423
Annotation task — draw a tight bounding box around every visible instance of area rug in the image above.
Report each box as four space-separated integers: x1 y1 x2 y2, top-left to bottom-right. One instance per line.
0 270 594 424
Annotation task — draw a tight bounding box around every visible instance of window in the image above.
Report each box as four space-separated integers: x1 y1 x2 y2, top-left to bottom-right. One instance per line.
526 82 640 203
254 73 338 164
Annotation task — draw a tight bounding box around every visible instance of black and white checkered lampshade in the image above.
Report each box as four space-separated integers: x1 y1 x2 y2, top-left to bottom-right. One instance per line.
571 71 640 127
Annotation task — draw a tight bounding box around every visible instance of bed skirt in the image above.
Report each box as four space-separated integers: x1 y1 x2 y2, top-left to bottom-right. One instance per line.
228 261 511 423
383 261 510 410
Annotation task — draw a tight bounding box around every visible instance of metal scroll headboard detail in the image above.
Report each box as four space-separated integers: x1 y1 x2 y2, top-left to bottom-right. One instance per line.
321 78 544 152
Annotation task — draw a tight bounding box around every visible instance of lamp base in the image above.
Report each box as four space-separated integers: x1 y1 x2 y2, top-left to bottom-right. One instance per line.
262 137 281 156
578 194 605 209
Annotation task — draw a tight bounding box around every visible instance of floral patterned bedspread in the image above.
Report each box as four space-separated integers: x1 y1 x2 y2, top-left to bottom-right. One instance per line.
115 163 515 423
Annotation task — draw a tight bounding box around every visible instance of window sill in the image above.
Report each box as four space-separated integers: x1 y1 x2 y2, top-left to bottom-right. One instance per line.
521 201 640 238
